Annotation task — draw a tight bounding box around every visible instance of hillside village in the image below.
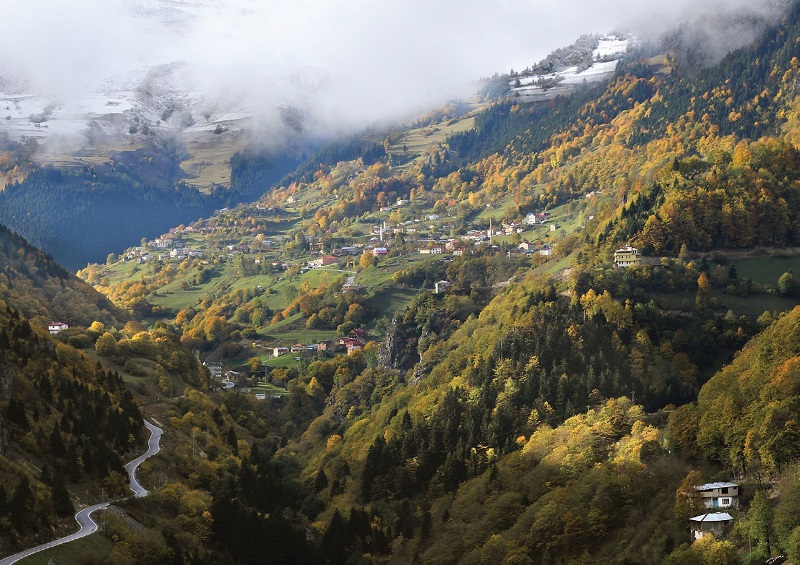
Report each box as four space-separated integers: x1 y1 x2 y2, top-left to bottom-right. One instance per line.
88 193 575 392
122 200 561 268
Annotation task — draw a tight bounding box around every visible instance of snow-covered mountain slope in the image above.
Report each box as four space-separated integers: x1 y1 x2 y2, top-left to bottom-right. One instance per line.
507 35 631 101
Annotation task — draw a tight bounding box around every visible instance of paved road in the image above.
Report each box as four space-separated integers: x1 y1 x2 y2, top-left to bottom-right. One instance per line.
0 502 110 565
124 420 163 498
0 420 163 564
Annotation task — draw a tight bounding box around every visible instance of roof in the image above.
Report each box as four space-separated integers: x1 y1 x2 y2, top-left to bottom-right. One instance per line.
694 482 738 491
690 513 734 522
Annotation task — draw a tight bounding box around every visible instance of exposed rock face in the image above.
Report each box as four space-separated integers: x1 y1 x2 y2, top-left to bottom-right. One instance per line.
378 316 417 371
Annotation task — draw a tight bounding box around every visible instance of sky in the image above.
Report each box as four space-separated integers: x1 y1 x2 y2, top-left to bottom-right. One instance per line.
0 0 789 137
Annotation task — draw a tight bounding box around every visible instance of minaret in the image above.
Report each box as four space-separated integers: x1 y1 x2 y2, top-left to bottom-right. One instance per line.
489 218 493 243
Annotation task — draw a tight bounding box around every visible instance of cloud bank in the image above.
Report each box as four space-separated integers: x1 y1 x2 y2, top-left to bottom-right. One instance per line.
0 0 789 138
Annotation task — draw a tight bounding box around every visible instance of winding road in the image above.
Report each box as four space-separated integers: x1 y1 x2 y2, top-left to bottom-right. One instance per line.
124 420 163 498
0 419 163 565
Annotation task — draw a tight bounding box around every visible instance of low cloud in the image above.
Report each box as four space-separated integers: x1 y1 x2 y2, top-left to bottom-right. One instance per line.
0 0 790 140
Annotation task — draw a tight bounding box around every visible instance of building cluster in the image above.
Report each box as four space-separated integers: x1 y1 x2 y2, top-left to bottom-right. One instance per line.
272 329 368 358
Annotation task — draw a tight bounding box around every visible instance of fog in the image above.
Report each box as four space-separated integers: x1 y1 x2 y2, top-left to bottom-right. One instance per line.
0 0 790 139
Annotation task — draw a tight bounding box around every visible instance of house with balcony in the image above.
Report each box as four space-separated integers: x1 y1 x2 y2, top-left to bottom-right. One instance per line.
694 482 739 509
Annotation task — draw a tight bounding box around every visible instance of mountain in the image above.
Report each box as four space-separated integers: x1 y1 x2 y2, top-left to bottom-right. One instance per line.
3 2 800 564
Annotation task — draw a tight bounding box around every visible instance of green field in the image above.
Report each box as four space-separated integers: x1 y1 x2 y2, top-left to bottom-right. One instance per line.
149 267 229 311
717 292 800 316
252 382 290 397
367 288 420 319
387 113 478 171
729 254 800 287
646 288 800 318
16 528 114 565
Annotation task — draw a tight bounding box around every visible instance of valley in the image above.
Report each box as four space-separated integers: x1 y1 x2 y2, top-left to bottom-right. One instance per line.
2 2 800 564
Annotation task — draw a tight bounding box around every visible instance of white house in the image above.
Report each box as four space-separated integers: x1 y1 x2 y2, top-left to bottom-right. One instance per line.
694 482 739 509
273 346 290 358
48 322 69 335
690 513 734 541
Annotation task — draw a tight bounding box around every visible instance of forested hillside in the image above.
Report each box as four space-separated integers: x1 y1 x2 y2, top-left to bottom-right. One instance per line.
0 302 143 553
0 223 128 328
5 2 800 564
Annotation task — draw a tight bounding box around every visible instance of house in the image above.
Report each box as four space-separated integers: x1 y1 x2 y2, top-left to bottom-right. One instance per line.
273 346 290 358
524 212 549 225
348 329 367 343
373 247 388 256
614 246 642 268
290 344 305 353
317 340 336 352
342 282 363 293
339 337 362 351
311 255 339 267
48 322 69 335
426 213 441 221
540 247 553 256
694 482 739 509
518 241 536 252
434 280 452 294
690 513 734 541
204 362 223 380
